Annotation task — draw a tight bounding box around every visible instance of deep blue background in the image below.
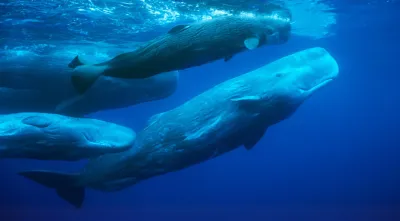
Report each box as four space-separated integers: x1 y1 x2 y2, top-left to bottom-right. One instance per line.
1 5 400 221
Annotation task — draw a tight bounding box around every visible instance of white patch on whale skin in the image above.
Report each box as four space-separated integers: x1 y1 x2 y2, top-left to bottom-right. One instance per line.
244 37 260 50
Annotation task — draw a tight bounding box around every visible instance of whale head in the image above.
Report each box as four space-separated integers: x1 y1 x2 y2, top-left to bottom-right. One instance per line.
275 47 339 101
233 47 339 124
267 47 338 117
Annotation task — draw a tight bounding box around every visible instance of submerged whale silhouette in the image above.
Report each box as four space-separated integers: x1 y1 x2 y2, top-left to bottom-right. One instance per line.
0 44 179 117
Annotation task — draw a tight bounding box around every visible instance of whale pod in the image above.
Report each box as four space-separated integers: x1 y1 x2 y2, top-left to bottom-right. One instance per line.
18 47 338 208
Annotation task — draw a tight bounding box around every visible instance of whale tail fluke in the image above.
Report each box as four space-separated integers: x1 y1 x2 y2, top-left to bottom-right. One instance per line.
18 170 85 209
68 55 85 68
68 56 106 95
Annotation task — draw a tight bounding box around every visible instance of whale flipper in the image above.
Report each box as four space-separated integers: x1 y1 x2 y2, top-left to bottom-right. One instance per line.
243 125 268 150
18 170 85 209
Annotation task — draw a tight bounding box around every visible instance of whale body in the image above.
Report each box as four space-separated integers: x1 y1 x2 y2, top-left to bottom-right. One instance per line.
18 47 339 208
70 9 292 94
0 112 136 161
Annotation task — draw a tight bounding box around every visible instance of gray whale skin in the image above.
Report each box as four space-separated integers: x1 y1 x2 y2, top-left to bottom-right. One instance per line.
0 112 136 161
18 47 339 209
0 44 178 117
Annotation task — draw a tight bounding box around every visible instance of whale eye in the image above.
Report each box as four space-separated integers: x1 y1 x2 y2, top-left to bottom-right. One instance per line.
275 73 282 77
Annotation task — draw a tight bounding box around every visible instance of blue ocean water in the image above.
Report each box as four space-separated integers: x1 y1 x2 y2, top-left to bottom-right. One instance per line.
0 0 399 220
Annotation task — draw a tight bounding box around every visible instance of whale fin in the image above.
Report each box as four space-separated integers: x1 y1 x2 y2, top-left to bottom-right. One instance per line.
18 170 85 209
68 56 85 68
244 37 260 50
71 65 107 95
168 25 190 34
243 125 268 150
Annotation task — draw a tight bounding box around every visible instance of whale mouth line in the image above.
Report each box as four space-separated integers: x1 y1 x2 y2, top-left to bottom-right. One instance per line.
299 78 333 92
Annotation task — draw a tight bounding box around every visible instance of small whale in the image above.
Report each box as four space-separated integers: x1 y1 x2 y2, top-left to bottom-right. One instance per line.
69 9 292 94
17 47 338 209
0 112 136 161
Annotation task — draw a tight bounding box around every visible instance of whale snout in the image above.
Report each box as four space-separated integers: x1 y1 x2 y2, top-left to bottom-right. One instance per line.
295 48 339 94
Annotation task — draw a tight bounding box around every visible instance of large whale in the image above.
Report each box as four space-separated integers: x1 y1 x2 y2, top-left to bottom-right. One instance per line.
0 112 136 161
70 8 292 94
18 47 339 208
0 43 178 117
